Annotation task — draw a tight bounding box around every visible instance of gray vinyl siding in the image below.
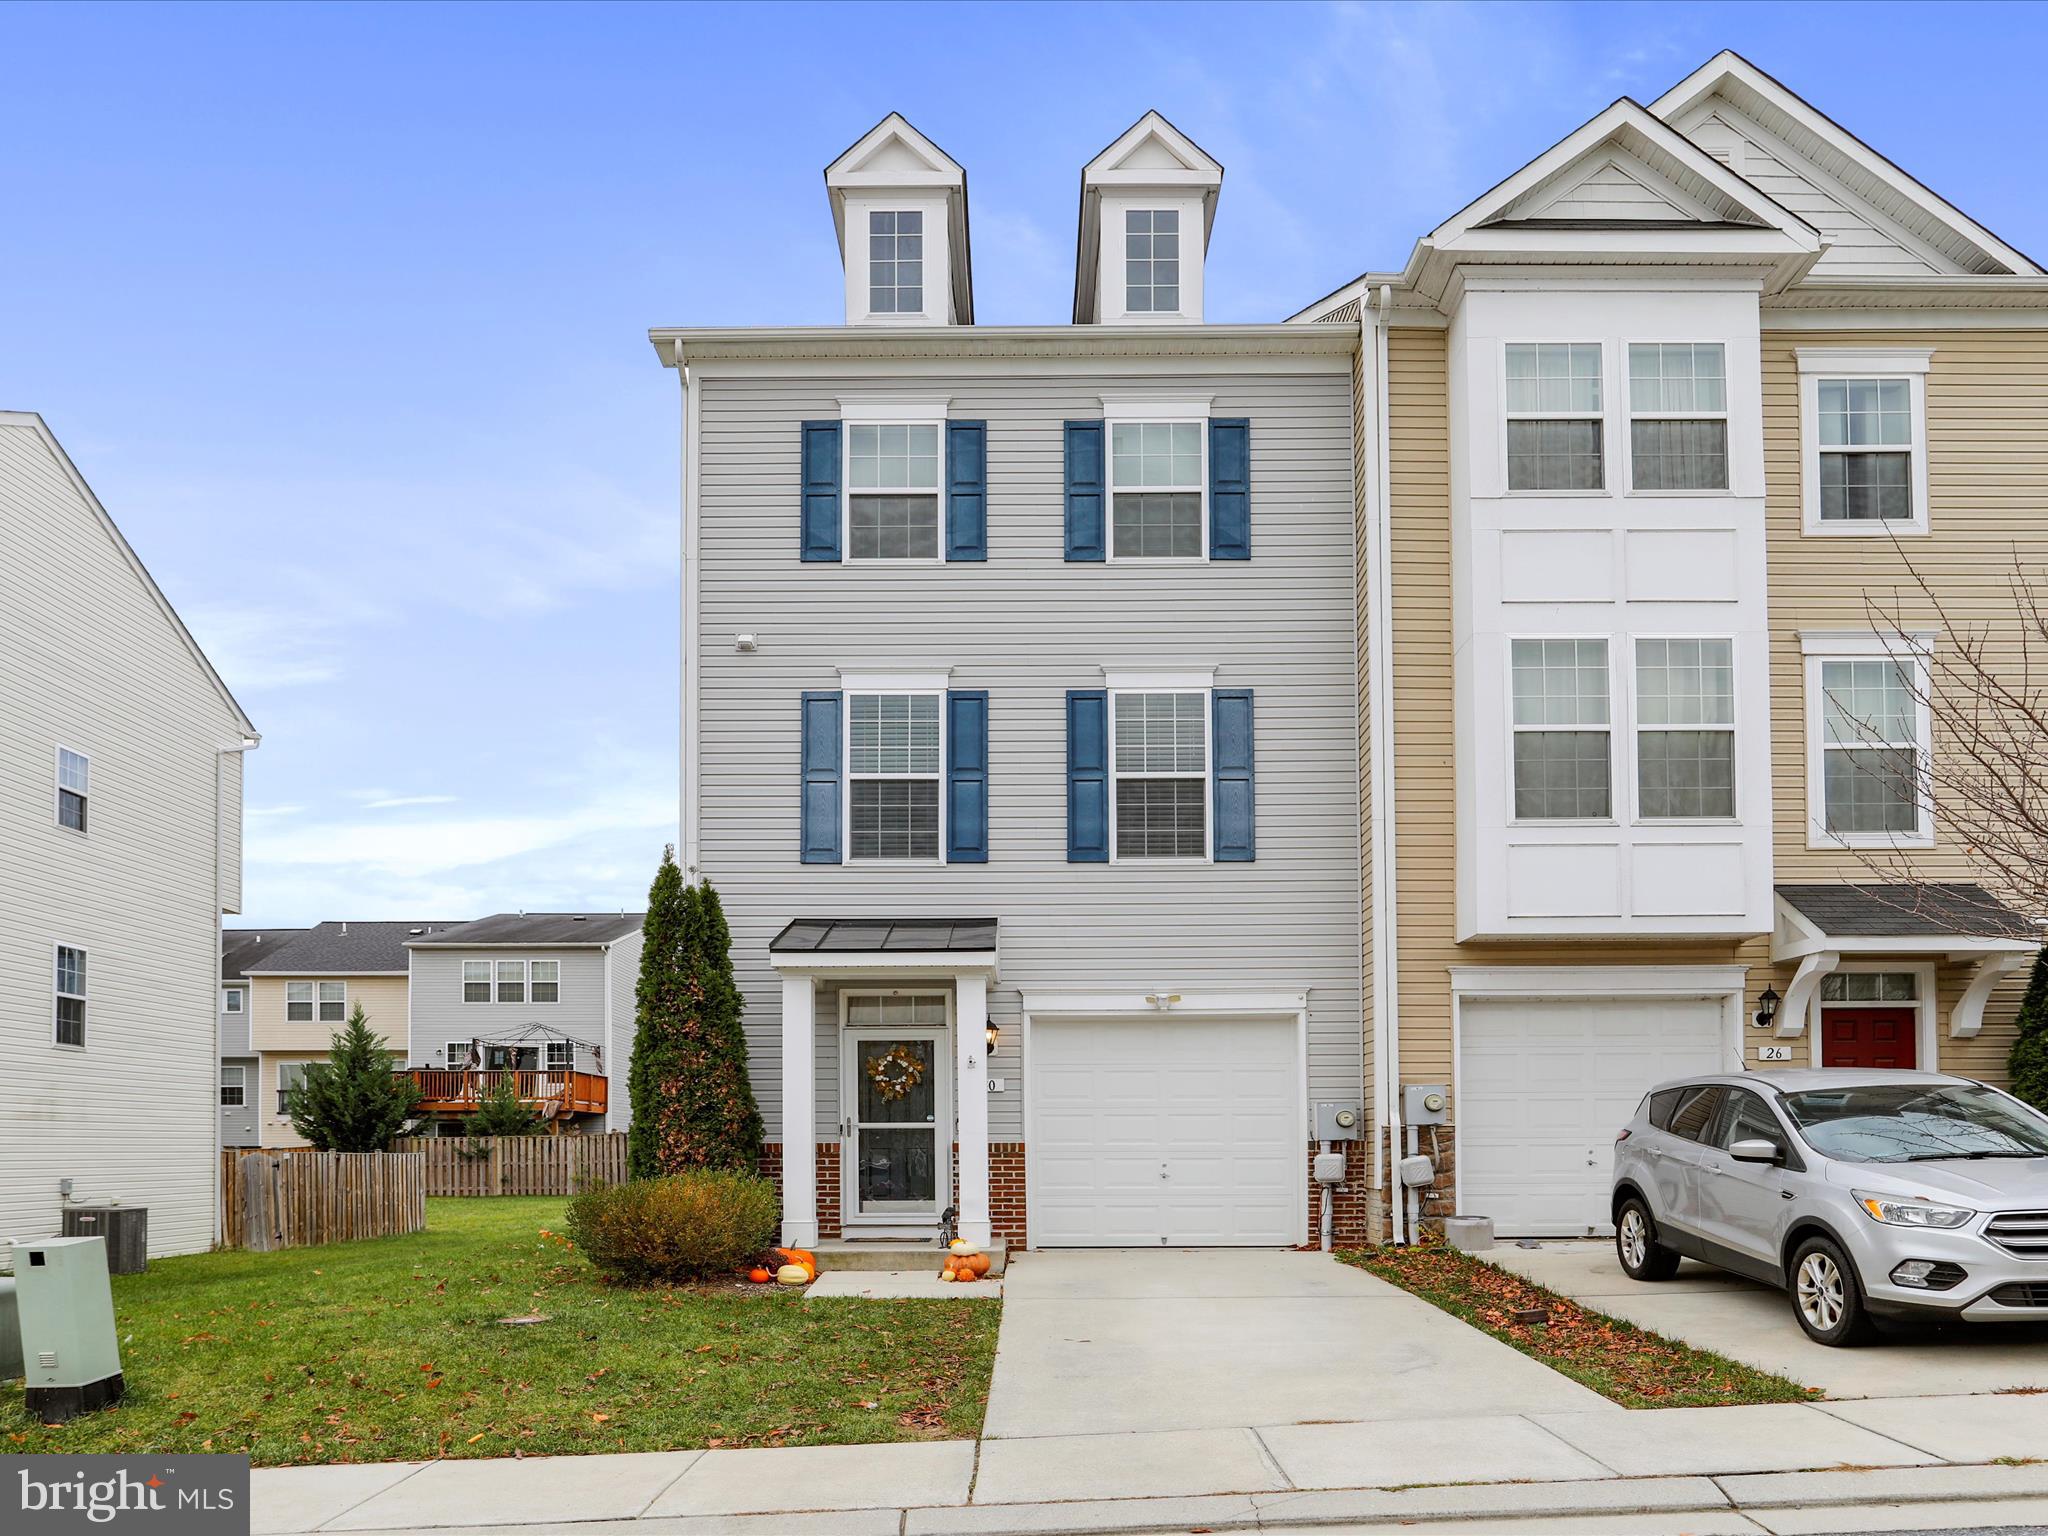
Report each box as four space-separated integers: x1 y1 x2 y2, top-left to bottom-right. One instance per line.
219 1056 259 1146
220 984 251 1054
605 930 645 1132
693 365 1363 1142
405 948 613 1068
0 418 249 1257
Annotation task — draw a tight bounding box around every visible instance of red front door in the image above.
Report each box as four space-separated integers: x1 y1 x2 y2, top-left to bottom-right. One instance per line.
1822 1007 1918 1069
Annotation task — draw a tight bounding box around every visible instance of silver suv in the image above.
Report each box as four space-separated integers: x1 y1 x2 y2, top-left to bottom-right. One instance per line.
1611 1069 2048 1345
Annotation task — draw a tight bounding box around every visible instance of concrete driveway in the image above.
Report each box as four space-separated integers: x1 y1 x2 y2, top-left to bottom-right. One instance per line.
982 1248 1612 1440
1490 1239 2048 1400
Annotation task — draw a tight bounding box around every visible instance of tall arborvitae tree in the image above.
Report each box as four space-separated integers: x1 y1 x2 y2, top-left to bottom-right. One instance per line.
628 848 764 1177
2007 946 2048 1111
287 1003 420 1151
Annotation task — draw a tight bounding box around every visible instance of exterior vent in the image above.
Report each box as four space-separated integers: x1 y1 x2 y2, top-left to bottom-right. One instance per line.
1990 1282 2048 1306
1984 1211 2048 1258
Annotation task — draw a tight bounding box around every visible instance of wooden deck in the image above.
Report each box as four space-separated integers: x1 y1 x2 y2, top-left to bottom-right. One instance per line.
397 1068 607 1120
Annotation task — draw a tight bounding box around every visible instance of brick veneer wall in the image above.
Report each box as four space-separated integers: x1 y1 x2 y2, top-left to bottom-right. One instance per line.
760 1140 1011 1244
756 1141 842 1241
1303 1140 1378 1248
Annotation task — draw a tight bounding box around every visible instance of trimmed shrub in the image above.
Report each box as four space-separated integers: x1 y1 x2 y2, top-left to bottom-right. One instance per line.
2008 945 2048 1111
565 1170 780 1285
464 1075 543 1137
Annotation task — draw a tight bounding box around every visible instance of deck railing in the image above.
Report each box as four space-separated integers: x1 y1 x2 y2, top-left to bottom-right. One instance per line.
396 1067 607 1118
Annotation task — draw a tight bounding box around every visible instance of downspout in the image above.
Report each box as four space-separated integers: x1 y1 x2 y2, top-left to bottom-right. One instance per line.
1365 285 1405 1244
676 342 701 883
215 738 258 1248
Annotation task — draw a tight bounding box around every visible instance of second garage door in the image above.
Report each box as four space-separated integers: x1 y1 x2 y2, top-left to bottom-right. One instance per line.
1030 1016 1301 1247
1459 995 1728 1238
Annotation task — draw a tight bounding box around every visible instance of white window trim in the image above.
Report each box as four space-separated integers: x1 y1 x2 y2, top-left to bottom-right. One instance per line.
840 675 949 865
1106 683 1214 864
843 196 950 327
1627 633 1740 824
1796 347 1932 537
220 1065 246 1107
286 980 314 1022
1095 193 1206 324
530 958 561 1005
1504 633 1617 827
837 987 955 1229
1500 339 1610 498
55 745 89 835
446 1039 474 1068
1815 959 1939 1073
840 411 948 566
1623 340 1732 497
1102 404 1211 564
1803 634 1935 850
316 979 348 1024
461 959 492 1004
54 941 86 1050
222 986 244 1013
495 958 528 1005
1120 205 1187 319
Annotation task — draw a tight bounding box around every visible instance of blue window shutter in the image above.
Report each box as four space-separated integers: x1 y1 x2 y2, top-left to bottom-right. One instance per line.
1209 418 1251 560
799 420 841 562
1212 688 1256 861
1066 689 1109 862
946 420 988 562
800 691 842 863
946 690 989 863
1063 421 1105 562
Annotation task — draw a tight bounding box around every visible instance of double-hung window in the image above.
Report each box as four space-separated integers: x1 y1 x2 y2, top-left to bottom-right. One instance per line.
847 691 942 860
462 960 491 1003
546 1039 574 1072
56 747 89 832
867 210 922 314
220 1066 246 1107
287 981 346 1022
1124 209 1180 313
1112 690 1208 858
1511 639 1611 819
277 1062 308 1114
1110 421 1204 558
1506 343 1603 491
1628 344 1728 491
318 982 346 1022
1635 638 1736 819
531 959 560 1003
1810 649 1930 843
55 944 86 1047
846 423 941 560
1799 350 1931 533
496 959 526 1004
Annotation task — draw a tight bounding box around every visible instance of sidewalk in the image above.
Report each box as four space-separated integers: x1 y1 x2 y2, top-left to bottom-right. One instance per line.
253 1391 2048 1535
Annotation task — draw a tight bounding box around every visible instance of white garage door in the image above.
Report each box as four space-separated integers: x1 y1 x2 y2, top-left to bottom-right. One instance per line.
1459 996 1727 1238
1031 1016 1300 1247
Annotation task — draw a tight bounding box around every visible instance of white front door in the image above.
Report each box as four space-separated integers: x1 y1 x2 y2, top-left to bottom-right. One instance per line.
842 1027 951 1229
1459 995 1727 1238
1030 1015 1302 1247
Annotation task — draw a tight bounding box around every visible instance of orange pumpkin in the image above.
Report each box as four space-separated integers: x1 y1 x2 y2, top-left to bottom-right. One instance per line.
953 1266 978 1283
965 1253 991 1276
747 1267 772 1284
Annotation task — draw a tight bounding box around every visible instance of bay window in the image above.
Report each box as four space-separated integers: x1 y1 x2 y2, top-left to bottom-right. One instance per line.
1511 638 1612 819
1635 638 1736 819
1506 343 1603 491
1628 344 1728 491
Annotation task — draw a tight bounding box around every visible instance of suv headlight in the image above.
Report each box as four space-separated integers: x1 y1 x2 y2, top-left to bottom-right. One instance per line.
1856 1191 1975 1229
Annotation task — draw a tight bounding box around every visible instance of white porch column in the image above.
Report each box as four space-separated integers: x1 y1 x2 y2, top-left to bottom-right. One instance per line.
954 973 991 1247
780 973 819 1247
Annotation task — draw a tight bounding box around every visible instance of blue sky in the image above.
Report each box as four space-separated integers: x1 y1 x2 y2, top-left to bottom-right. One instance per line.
5 1 2042 926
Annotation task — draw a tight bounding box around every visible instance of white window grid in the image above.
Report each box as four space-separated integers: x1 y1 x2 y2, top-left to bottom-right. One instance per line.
220 1065 246 1106
844 691 946 862
56 746 88 833
1806 650 1934 848
1503 342 1606 494
55 943 86 1048
1631 636 1738 821
1507 637 1614 822
1124 208 1181 315
496 959 526 1004
462 959 491 1003
446 1039 475 1068
286 981 313 1022
1626 342 1730 493
1796 351 1932 537
844 420 943 563
546 1039 574 1071
1107 419 1207 561
1109 688 1212 861
531 959 560 1004
867 209 924 316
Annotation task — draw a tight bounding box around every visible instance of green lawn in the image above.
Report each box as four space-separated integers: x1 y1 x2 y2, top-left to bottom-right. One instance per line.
3 1198 998 1466
1341 1243 1818 1409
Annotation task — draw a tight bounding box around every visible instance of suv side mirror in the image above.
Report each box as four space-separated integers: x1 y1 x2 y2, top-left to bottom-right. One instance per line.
1729 1137 1782 1164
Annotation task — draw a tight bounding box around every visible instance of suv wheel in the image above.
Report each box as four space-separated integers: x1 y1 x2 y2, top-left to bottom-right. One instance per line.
1790 1235 1875 1346
1615 1196 1681 1281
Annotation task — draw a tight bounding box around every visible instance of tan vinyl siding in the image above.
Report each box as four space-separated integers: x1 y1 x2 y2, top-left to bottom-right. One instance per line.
1762 328 2048 1076
248 973 410 1053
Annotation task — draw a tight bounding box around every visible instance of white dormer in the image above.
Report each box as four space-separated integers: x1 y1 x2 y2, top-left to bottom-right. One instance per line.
825 113 973 326
1074 111 1223 325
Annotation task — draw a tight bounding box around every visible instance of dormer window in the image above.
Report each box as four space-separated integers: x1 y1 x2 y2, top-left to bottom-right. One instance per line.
868 211 924 315
1124 210 1180 314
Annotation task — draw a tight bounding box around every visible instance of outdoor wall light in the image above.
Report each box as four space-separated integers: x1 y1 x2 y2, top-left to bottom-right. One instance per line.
985 1022 999 1055
1144 992 1182 1010
1753 986 1780 1031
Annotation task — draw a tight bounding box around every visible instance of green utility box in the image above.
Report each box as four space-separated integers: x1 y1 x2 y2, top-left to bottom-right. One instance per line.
16 1235 123 1421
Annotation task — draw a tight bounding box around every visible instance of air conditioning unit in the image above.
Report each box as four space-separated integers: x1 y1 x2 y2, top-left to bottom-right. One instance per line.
16 1236 123 1421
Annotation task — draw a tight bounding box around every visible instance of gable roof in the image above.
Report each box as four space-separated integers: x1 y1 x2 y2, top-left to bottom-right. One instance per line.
243 920 468 974
222 928 308 981
823 112 973 324
408 912 645 947
1 412 257 740
1073 110 1225 324
1776 883 2035 942
1651 50 2041 278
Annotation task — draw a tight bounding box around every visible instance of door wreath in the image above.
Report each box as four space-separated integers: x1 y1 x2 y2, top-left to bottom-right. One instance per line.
866 1044 926 1103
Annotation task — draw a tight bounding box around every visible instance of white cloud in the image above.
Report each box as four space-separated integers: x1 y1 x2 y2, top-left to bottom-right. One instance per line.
246 803 304 818
361 793 460 809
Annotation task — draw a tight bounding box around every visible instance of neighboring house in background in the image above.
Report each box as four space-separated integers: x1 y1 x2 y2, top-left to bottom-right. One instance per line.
1293 50 2046 1239
219 927 304 1147
653 112 1364 1253
402 912 646 1135
240 920 463 1146
0 411 257 1257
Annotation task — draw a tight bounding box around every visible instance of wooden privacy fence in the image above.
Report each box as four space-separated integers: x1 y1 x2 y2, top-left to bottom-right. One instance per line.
224 1151 425 1251
405 1132 630 1196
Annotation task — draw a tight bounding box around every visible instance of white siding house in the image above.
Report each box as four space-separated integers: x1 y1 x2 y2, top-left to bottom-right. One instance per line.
1 412 257 1257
